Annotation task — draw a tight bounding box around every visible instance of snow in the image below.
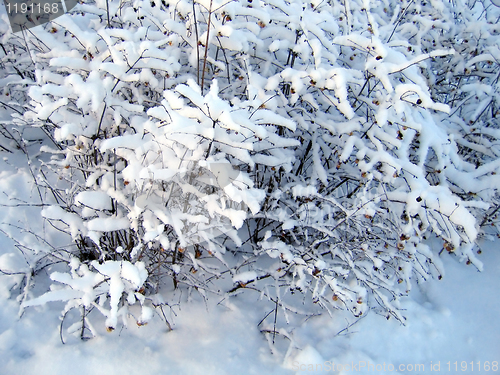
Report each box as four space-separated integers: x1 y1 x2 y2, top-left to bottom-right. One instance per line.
41 205 85 239
86 217 130 232
292 185 317 198
233 271 258 284
0 253 29 274
75 191 112 211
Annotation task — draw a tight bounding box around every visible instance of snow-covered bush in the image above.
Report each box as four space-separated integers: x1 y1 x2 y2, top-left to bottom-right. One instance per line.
22 259 151 337
0 11 38 153
7 0 500 338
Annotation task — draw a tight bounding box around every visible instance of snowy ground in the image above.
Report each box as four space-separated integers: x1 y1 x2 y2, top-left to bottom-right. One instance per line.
0 151 499 375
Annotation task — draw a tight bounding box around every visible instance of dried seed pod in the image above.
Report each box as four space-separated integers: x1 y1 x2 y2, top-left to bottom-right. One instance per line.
444 242 454 253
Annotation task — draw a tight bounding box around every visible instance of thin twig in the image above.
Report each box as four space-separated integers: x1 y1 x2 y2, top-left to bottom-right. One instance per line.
201 0 213 94
193 0 200 85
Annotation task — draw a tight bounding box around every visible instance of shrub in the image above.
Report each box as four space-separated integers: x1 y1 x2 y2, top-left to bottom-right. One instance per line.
2 0 499 339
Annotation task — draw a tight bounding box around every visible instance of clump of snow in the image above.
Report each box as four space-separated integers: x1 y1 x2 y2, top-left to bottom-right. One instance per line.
86 217 130 232
75 191 112 211
233 271 257 284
